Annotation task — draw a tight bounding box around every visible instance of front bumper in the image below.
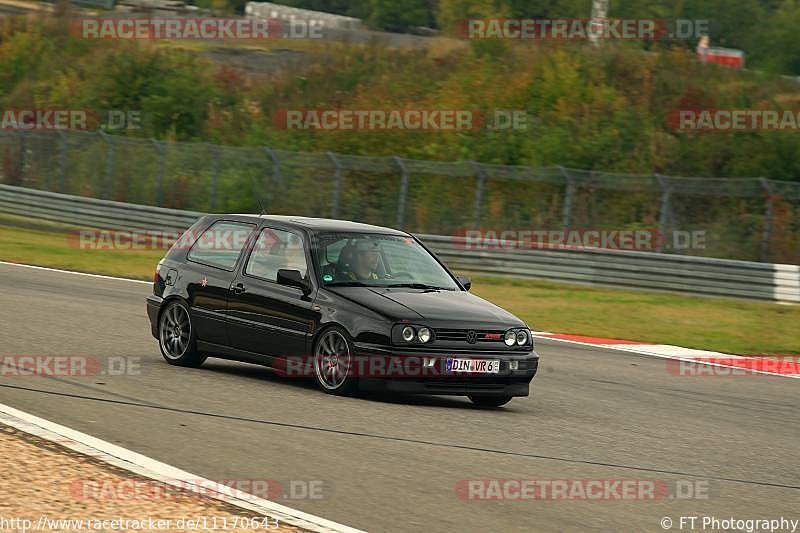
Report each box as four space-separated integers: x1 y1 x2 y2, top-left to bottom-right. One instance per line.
352 343 539 397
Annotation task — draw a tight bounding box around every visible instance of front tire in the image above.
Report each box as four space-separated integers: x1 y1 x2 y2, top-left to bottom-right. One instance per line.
469 394 512 407
158 301 206 367
313 327 358 396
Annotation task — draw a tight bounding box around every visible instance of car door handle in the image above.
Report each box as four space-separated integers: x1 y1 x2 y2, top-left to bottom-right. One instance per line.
232 283 246 295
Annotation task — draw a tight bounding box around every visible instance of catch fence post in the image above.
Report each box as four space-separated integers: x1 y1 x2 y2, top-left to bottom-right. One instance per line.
19 132 27 185
264 147 282 199
152 139 165 207
655 174 673 253
207 143 220 211
57 131 67 193
759 178 774 262
559 166 575 231
98 131 114 200
327 151 342 218
394 156 409 228
470 161 486 229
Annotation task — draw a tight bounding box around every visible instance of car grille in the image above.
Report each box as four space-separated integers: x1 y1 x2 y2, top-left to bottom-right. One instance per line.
434 329 505 343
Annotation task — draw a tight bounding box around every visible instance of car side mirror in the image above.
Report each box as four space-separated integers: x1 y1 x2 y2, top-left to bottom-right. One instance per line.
277 269 312 295
457 276 472 291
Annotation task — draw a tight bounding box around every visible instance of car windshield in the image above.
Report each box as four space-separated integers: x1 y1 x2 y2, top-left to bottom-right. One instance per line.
315 233 459 290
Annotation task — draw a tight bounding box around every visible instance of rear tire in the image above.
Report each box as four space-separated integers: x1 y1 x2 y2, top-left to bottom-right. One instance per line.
468 394 512 407
313 327 358 396
158 301 206 367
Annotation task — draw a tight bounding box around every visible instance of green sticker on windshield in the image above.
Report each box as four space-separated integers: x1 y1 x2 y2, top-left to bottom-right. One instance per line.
323 274 333 282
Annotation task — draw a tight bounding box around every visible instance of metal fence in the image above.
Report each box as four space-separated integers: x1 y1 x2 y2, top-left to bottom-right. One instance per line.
1 130 799 264
1 183 798 302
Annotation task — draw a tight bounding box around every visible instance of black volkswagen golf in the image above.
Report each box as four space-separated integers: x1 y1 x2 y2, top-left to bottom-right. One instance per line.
146 215 539 407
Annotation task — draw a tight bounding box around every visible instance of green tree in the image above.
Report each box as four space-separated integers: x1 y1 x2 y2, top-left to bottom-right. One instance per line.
436 0 511 34
506 0 588 18
743 0 800 74
368 0 434 31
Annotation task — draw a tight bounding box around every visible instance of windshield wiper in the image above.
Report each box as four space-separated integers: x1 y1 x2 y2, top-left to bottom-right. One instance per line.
324 281 372 287
385 283 451 291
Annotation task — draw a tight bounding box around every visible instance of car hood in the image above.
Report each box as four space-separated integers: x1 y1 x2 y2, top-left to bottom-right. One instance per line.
328 287 525 326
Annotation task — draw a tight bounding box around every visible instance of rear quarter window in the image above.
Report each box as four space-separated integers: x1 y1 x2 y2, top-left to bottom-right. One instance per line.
186 220 256 271
164 217 210 260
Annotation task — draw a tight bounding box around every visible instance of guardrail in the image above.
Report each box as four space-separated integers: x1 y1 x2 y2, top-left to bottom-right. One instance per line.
0 183 199 231
420 234 799 303
1 184 798 303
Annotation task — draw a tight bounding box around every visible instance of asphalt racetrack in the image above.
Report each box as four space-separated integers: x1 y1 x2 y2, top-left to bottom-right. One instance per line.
0 262 797 532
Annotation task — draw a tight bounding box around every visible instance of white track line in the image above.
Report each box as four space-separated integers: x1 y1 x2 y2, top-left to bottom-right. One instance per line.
1 261 362 531
534 335 800 379
0 261 151 284
0 402 363 533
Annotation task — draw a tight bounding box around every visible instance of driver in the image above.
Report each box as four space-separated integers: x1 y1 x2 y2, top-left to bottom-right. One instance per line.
347 240 382 281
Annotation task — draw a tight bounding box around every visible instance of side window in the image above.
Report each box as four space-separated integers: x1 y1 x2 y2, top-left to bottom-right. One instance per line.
382 240 441 281
245 228 308 282
320 239 348 271
186 221 255 271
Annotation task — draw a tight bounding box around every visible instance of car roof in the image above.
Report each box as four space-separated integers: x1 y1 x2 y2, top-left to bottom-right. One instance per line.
227 214 409 236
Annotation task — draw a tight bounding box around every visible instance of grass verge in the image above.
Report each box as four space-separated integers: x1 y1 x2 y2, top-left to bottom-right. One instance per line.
0 216 797 355
471 276 799 356
0 216 163 280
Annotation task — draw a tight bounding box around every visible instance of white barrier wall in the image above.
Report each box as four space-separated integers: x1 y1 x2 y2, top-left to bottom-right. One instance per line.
774 264 800 303
244 2 363 30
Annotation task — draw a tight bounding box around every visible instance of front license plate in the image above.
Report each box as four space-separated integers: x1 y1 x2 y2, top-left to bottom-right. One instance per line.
446 358 500 374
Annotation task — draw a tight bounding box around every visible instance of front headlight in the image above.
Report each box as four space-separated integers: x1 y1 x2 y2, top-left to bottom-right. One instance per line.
394 324 434 345
515 329 529 346
418 327 432 343
504 330 517 346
